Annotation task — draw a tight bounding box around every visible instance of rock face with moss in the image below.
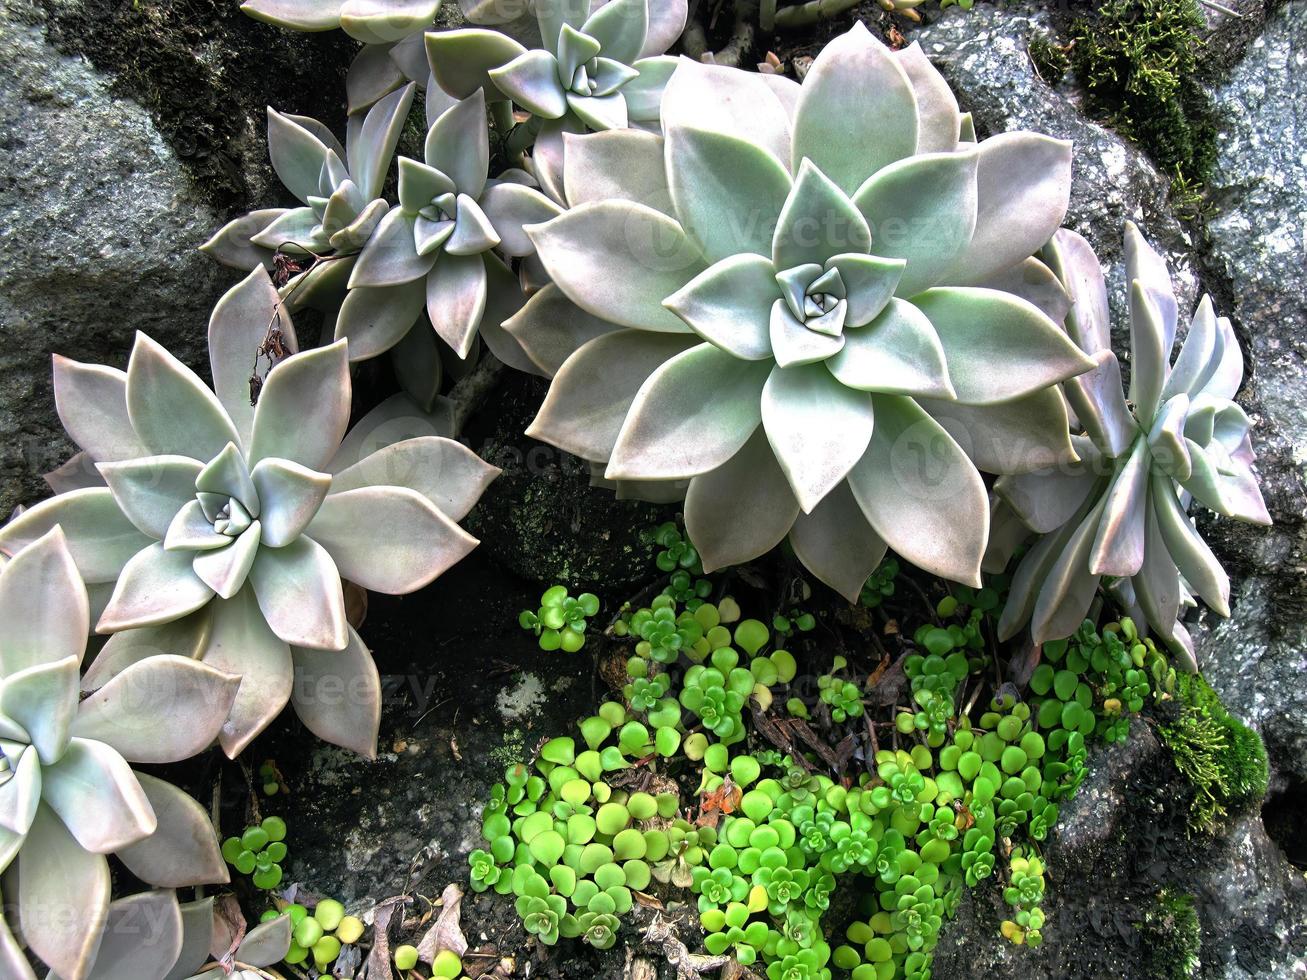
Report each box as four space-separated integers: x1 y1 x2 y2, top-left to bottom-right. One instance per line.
913 2 1199 327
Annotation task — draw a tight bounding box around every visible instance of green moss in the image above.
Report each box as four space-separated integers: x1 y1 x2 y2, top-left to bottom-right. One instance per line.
1136 889 1202 980
1066 0 1219 186
1028 33 1070 85
1160 673 1269 832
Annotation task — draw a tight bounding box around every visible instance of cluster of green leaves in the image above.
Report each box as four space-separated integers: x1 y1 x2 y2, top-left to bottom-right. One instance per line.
817 656 866 724
774 608 818 640
258 759 284 797
650 522 703 575
476 544 1175 977
1160 673 1269 831
1066 0 1217 183
394 944 466 977
467 708 687 951
221 816 288 890
259 899 364 972
999 849 1046 947
520 586 600 652
860 559 900 610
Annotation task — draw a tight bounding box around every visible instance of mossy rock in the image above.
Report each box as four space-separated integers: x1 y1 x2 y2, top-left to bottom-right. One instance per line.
1065 0 1219 184
1159 673 1269 832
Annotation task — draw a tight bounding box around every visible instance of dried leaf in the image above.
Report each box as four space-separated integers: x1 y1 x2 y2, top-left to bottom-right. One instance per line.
867 658 909 708
211 893 247 967
788 719 840 770
633 892 664 911
416 883 468 962
698 776 741 825
1007 637 1042 689
345 580 369 629
362 897 407 980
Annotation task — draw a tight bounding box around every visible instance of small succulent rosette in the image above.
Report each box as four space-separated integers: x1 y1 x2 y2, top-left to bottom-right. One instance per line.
335 89 563 387
428 0 689 198
0 529 233 980
506 24 1096 600
0 269 498 758
202 83 414 315
990 223 1269 666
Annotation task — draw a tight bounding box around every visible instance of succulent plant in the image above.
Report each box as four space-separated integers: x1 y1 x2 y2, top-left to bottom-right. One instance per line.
990 223 1269 666
241 0 446 116
0 530 233 980
337 89 561 374
205 82 545 407
427 0 689 198
0 270 497 757
508 24 1096 599
202 84 415 308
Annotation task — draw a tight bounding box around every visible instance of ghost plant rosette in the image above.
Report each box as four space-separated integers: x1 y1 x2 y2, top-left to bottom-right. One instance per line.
427 0 689 199
0 530 233 980
202 84 414 316
0 270 498 758
336 89 561 373
507 24 1095 599
990 224 1269 667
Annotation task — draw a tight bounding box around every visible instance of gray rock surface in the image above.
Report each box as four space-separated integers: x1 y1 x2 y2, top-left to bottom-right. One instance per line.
0 0 222 514
932 721 1307 979
1192 2 1307 795
913 3 1200 326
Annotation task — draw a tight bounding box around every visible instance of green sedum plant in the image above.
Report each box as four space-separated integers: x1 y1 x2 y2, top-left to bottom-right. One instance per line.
0 270 497 757
471 533 1181 979
520 584 600 651
990 223 1269 666
0 531 233 980
223 815 290 890
510 24 1095 601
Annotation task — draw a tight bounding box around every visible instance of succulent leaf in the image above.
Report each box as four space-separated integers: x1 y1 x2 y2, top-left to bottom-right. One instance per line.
75 890 184 980
247 537 348 650
761 363 874 513
941 132 1072 286
848 395 988 587
290 628 382 759
528 202 704 333
17 805 111 980
791 21 917 194
72 657 240 765
606 344 771 481
202 588 293 757
788 482 889 601
306 487 478 594
684 429 799 573
667 127 792 264
98 544 215 633
51 358 148 464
